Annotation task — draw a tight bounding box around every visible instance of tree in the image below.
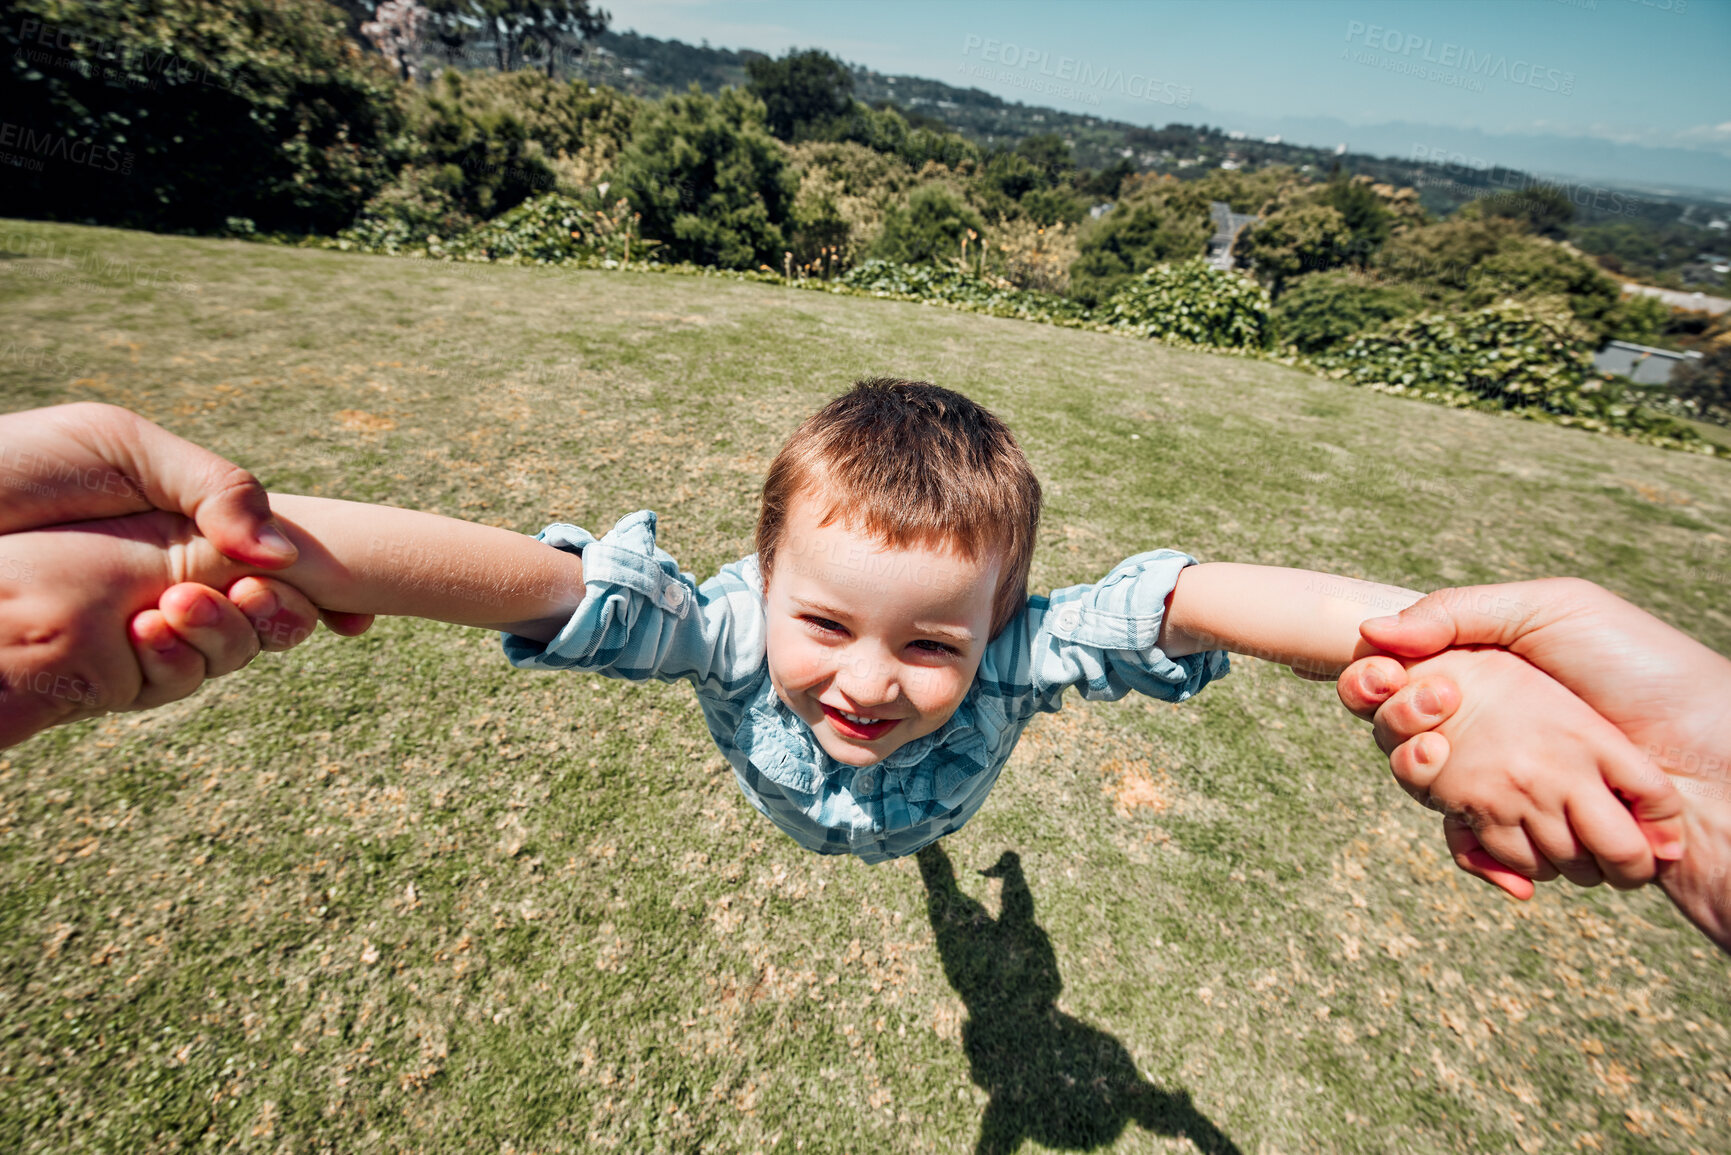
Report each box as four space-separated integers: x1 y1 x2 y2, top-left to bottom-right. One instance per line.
745 48 853 142
1235 203 1352 296
1077 159 1134 199
360 1 432 82
1671 343 1731 424
1315 174 1392 265
612 86 796 268
1272 270 1423 353
1472 186 1575 239
1067 194 1213 306
0 0 401 233
1014 133 1072 185
424 0 608 77
872 185 985 265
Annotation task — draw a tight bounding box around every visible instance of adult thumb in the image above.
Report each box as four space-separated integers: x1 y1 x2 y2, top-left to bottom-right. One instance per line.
87 407 299 569
176 465 299 570
1357 584 1550 659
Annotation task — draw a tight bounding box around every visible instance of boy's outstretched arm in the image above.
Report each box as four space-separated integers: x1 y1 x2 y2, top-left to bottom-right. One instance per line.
1157 563 1422 676
0 499 583 743
226 495 587 643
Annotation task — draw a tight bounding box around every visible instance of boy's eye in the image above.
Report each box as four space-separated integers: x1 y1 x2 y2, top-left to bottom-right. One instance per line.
911 639 959 656
802 616 845 635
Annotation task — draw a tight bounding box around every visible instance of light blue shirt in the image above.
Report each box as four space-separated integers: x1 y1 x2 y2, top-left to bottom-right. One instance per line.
503 511 1229 864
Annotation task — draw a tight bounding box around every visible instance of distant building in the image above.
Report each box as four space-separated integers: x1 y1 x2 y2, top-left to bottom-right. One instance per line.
1206 201 1259 271
1622 282 1731 316
1592 340 1704 386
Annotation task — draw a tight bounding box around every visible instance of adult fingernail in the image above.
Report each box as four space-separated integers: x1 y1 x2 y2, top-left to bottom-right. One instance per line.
255 521 295 557
1657 840 1684 861
1362 668 1390 697
185 594 220 628
152 631 180 654
1413 686 1441 717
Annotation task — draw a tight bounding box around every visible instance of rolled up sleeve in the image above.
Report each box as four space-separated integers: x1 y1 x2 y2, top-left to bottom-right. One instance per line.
501 510 765 700
983 549 1229 720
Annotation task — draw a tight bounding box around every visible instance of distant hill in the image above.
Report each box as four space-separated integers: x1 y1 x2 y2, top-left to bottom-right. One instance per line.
563 29 1726 291
580 31 1716 223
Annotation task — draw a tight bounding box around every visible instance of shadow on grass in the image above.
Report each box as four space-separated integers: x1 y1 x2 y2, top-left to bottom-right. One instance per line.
916 843 1242 1155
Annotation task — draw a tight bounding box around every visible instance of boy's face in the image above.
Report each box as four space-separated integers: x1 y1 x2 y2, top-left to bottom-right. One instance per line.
763 491 999 767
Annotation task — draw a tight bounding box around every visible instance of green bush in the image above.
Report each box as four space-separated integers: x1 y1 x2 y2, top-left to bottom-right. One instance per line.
437 191 650 264
397 69 635 219
612 85 795 268
1604 292 1673 347
1235 203 1352 295
1100 259 1274 349
838 259 1089 324
1068 195 1213 307
1274 271 1424 354
1325 299 1596 409
1374 218 1624 342
1670 344 1731 425
872 185 984 265
335 165 476 253
0 0 400 232
1320 299 1708 450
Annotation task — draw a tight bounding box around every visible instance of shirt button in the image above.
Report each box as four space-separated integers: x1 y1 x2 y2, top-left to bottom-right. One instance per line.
856 771 876 794
663 583 686 609
1055 605 1082 631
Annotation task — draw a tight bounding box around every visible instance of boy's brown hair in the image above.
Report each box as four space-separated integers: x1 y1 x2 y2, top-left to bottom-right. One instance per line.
756 379 1043 638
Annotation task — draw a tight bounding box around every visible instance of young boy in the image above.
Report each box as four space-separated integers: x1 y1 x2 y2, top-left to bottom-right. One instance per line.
0 380 1684 876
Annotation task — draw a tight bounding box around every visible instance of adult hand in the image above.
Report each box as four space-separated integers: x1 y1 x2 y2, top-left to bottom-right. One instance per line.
0 403 372 745
1338 578 1731 954
1 401 298 560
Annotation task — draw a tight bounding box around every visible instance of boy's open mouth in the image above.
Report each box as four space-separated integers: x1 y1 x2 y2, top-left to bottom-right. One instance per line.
820 704 899 742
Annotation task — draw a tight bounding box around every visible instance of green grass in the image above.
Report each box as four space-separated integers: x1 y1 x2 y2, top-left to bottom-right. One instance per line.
3 220 1730 1154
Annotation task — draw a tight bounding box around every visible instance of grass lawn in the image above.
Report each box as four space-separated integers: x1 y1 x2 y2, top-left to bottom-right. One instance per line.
3 220 1729 1155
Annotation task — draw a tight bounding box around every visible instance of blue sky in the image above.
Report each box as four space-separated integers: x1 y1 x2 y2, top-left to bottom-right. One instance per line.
607 0 1731 191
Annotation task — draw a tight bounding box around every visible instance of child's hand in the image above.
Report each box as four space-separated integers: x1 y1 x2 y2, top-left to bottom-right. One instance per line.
0 509 263 743
1358 646 1685 898
122 575 353 712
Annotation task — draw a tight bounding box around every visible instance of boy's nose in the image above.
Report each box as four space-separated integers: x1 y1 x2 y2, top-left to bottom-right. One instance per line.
835 650 901 708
